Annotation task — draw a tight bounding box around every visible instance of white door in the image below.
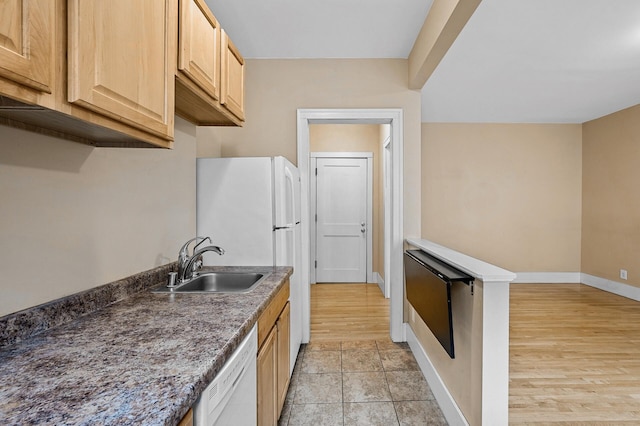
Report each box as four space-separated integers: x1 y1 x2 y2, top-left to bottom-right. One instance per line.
315 157 369 282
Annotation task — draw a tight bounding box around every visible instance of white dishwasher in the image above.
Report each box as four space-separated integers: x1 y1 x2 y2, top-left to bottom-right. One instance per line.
193 325 257 426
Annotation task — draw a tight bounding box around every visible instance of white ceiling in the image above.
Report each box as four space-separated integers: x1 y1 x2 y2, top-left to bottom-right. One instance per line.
204 0 433 58
205 0 640 124
422 0 640 123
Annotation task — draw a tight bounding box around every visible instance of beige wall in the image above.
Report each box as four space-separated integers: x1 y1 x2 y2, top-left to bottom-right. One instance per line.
2 59 421 317
421 123 582 272
309 124 384 277
196 126 222 158
582 104 640 287
200 58 422 241
0 117 197 316
409 279 483 425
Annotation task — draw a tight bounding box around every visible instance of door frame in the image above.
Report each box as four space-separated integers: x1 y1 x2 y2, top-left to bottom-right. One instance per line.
383 134 391 298
297 108 404 343
310 152 374 284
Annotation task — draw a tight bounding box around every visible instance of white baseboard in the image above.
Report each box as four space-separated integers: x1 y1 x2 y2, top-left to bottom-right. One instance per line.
427 270 637 295
511 272 640 301
406 325 469 426
581 273 640 301
374 272 384 294
511 272 581 283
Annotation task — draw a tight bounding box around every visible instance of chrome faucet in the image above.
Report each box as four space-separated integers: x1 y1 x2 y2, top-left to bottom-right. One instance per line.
176 237 225 283
182 245 225 282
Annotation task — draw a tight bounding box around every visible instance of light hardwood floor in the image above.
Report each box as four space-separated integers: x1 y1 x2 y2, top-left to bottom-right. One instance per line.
310 281 640 423
310 283 390 342
510 284 640 424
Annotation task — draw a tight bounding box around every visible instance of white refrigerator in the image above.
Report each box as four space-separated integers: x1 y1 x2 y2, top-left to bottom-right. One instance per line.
196 156 302 374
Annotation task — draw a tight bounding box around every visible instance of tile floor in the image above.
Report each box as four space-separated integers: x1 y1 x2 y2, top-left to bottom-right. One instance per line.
278 340 448 426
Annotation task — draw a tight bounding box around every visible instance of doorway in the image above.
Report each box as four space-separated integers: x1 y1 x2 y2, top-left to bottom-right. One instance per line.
297 108 404 344
311 153 373 283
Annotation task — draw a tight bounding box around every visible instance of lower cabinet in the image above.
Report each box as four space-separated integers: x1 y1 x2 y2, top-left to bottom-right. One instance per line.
257 326 278 426
177 408 193 426
257 281 291 426
276 302 291 414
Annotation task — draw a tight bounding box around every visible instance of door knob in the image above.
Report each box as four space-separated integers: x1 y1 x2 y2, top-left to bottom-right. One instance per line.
361 228 366 233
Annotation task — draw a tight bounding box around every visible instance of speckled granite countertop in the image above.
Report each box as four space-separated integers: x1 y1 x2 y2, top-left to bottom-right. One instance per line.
0 266 292 425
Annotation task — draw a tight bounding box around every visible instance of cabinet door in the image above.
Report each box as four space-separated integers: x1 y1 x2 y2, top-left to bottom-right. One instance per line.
67 0 175 140
0 0 54 93
257 326 277 426
220 30 245 121
178 0 220 101
276 302 291 416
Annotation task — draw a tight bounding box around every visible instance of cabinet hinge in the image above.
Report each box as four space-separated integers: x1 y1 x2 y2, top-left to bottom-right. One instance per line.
314 260 317 269
315 167 318 176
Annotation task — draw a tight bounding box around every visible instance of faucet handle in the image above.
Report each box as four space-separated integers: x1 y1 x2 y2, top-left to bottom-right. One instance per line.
193 236 211 252
179 236 211 257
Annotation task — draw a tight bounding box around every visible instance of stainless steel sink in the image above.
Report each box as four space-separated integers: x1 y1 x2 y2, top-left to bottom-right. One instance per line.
152 272 266 293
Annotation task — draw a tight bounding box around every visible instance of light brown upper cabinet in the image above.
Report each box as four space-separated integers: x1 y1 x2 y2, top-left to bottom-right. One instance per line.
0 0 55 105
67 0 175 142
0 0 177 148
175 0 244 126
177 0 221 101
221 30 245 122
0 0 244 147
